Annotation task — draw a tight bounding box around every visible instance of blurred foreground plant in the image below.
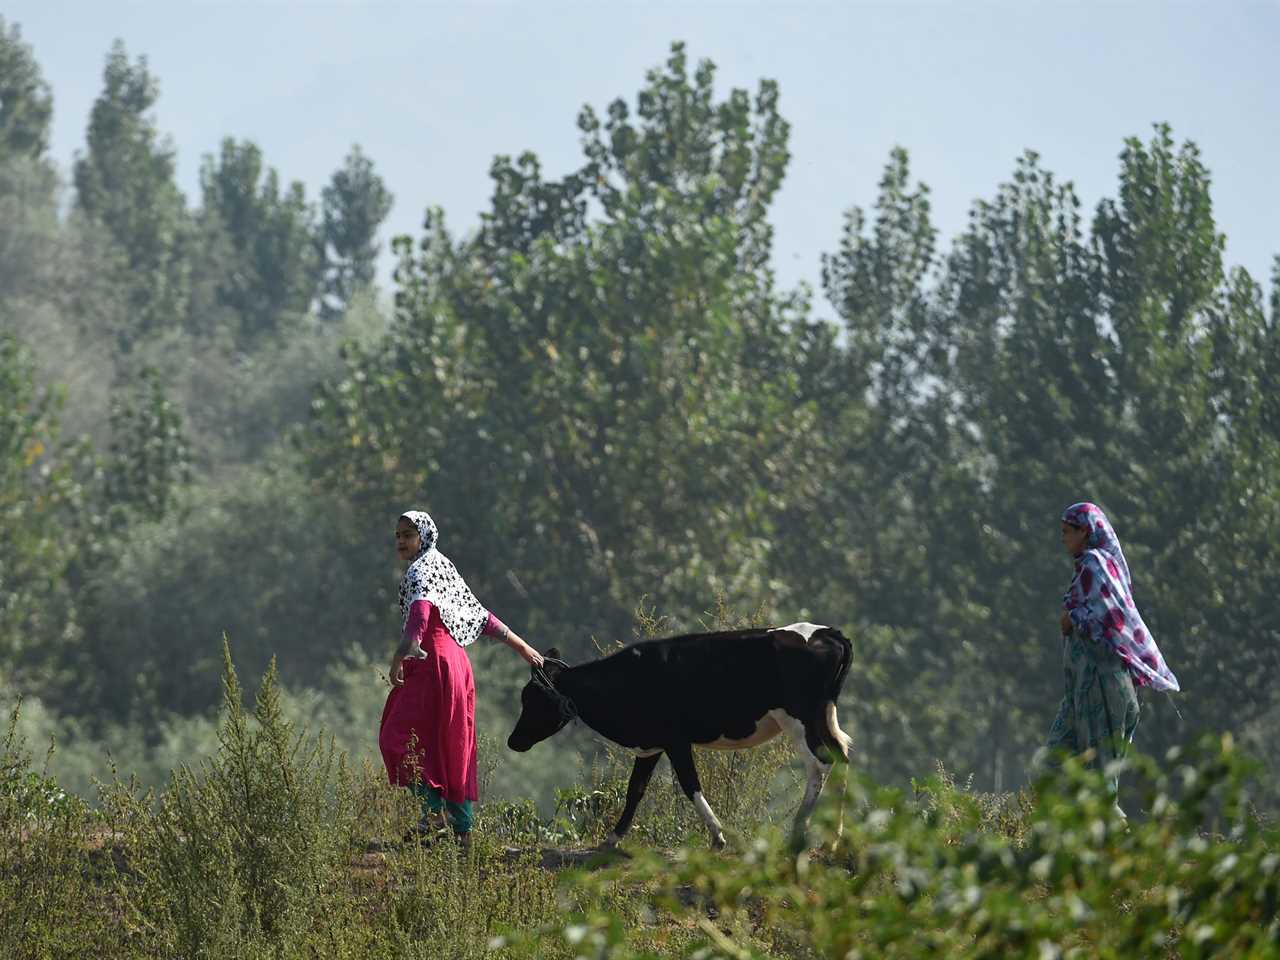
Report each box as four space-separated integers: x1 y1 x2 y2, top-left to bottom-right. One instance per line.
514 733 1278 959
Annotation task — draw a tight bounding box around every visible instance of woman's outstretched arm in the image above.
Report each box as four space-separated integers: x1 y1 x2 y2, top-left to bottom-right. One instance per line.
484 612 544 668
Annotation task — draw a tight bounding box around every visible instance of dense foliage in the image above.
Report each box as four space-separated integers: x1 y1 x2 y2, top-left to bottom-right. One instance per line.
0 10 1277 889
3 652 1277 958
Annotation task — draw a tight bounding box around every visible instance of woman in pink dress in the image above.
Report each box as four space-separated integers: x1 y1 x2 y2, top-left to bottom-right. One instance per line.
379 510 543 841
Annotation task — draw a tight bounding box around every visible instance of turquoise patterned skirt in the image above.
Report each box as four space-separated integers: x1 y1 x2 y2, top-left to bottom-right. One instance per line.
1045 629 1140 798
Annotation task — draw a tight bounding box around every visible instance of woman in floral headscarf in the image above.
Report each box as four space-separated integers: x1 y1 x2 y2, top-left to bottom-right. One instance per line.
1045 502 1179 813
379 510 543 843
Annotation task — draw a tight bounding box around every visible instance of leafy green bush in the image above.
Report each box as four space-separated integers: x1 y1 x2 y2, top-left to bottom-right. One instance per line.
518 734 1279 959
56 642 570 959
7 649 1280 960
0 704 130 959
98 639 368 957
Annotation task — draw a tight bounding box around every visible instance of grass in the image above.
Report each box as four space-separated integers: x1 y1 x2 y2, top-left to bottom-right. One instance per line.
4 633 1279 959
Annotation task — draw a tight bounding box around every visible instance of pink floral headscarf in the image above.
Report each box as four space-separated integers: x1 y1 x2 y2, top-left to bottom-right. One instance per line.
1062 502 1180 692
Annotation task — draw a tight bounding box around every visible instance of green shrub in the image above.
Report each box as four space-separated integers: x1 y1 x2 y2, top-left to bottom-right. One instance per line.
0 704 131 959
10 619 1280 959
100 639 367 957
519 734 1280 959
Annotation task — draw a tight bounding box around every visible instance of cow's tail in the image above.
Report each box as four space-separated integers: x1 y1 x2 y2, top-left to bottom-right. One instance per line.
822 702 853 764
820 629 853 764
818 629 854 848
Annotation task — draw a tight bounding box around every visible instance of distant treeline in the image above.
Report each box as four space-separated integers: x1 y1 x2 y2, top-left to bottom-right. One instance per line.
2 22 1278 803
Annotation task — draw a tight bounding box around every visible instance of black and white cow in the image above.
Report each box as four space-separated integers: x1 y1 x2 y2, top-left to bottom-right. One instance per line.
507 622 853 849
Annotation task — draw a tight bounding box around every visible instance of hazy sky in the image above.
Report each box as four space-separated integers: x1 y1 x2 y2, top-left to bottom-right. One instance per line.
10 1 1278 304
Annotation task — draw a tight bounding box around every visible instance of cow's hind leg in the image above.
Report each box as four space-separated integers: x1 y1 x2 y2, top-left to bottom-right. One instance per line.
665 742 726 849
770 709 832 852
604 752 662 848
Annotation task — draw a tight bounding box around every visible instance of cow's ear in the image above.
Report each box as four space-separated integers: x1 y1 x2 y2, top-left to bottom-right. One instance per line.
542 648 565 681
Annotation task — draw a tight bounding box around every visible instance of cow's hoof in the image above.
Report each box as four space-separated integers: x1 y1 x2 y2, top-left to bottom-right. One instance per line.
711 833 726 851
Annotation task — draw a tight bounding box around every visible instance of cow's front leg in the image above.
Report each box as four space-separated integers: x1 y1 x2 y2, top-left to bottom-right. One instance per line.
772 709 831 852
603 752 661 848
666 742 725 849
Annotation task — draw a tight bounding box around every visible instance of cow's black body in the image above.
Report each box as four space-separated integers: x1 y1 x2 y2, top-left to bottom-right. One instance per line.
508 623 853 849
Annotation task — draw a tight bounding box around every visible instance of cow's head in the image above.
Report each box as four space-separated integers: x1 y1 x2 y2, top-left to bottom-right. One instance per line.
507 649 575 752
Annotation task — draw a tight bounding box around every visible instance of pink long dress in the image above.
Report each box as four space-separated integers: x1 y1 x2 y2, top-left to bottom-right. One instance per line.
378 599 479 804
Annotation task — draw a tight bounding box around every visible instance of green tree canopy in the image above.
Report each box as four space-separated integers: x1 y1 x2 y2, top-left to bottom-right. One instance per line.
0 16 58 307
306 43 815 646
73 40 189 347
318 144 392 320
0 335 84 681
805 126 1280 787
103 367 191 526
0 16 52 163
197 137 320 343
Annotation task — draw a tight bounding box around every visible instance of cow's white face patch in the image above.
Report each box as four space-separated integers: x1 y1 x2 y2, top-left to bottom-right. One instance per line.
774 622 828 642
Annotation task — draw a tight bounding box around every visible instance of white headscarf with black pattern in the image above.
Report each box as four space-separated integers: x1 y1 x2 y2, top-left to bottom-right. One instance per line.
398 510 488 647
